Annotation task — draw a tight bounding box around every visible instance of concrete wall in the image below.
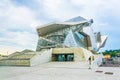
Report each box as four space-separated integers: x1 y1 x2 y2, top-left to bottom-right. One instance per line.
30 49 52 66
0 60 30 66
10 54 35 59
73 48 85 61
81 47 94 61
0 53 36 66
0 48 95 66
52 48 74 54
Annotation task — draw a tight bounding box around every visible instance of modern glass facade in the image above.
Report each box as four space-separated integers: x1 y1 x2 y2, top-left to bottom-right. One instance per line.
36 16 107 52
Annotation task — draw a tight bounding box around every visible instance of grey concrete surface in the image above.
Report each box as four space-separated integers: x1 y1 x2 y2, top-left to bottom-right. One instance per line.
0 62 120 80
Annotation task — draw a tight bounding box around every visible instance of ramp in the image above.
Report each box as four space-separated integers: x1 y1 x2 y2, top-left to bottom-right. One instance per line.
0 49 52 66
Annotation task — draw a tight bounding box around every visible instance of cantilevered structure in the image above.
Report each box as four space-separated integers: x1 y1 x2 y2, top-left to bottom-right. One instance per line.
0 16 107 66
36 16 107 62
36 16 107 51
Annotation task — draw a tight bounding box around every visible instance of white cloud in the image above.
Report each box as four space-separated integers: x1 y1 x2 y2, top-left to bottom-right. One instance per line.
42 0 120 21
8 31 37 47
0 45 23 55
0 0 120 54
0 0 41 29
41 0 120 51
42 0 78 21
42 0 98 20
0 29 38 53
0 0 40 54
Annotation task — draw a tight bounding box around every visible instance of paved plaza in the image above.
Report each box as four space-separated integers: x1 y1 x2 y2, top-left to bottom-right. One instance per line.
0 62 120 80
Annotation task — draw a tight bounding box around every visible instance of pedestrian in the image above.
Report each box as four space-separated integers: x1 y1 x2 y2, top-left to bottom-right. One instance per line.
88 57 91 69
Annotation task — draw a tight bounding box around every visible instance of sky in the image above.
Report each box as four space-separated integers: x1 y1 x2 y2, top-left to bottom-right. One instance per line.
0 0 120 55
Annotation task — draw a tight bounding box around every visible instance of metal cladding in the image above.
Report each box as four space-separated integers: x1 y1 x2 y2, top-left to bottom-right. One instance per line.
36 16 107 52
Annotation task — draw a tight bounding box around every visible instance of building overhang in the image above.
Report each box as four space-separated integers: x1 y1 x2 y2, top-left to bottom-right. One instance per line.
37 21 90 36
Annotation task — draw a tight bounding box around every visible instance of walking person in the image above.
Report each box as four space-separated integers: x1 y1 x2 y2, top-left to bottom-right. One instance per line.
88 56 91 69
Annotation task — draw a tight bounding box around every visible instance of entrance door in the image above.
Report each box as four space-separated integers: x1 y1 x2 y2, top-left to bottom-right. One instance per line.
52 53 74 61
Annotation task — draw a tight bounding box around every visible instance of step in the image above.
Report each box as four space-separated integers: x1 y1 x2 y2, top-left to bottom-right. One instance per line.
0 59 30 66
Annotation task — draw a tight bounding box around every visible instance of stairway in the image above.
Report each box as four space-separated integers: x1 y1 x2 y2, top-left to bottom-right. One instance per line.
0 49 52 66
0 53 35 66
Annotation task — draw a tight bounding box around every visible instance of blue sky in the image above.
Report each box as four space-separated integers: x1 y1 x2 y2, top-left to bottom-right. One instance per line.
0 0 120 54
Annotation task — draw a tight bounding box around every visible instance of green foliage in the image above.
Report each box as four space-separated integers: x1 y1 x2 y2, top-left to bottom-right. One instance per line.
110 52 116 57
102 49 120 57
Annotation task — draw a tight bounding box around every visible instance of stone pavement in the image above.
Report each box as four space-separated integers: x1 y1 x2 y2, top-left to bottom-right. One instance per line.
0 62 120 80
